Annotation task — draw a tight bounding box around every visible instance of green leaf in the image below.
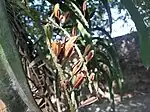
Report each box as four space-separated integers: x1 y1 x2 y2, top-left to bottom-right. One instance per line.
101 0 112 33
43 23 53 41
65 1 92 44
140 32 150 68
68 1 89 28
93 36 123 90
77 20 91 44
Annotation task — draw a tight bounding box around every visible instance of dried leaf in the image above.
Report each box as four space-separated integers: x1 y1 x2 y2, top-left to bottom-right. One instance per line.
59 12 70 24
72 26 77 36
72 59 83 75
79 96 98 108
73 71 86 88
51 41 62 56
64 36 77 57
54 3 60 19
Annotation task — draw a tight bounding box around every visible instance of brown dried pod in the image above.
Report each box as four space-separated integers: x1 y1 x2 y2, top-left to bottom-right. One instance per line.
66 46 75 58
51 41 62 57
83 44 91 57
64 36 77 57
54 3 60 19
72 59 83 75
82 0 87 12
85 50 94 63
79 96 98 108
72 26 77 36
73 70 87 88
82 0 87 16
59 12 70 24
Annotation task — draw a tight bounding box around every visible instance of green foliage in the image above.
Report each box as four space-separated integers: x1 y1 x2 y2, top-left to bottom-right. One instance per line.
6 0 124 111
101 0 112 33
7 0 150 111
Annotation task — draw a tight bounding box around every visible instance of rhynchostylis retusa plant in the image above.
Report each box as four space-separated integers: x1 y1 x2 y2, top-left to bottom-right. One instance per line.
9 0 123 111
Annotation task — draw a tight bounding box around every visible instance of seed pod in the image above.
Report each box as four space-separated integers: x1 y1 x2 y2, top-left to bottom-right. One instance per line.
83 44 91 57
72 26 77 36
54 3 60 19
72 59 83 75
73 71 86 88
59 12 70 24
82 0 87 12
51 41 62 57
64 36 77 57
82 0 87 16
89 72 95 82
79 96 98 108
85 50 94 63
66 46 75 58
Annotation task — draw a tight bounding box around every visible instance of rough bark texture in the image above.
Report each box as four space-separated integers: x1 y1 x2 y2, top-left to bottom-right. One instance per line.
0 0 41 112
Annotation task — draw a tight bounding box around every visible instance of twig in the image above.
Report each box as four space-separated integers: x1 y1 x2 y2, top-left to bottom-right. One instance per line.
53 80 62 112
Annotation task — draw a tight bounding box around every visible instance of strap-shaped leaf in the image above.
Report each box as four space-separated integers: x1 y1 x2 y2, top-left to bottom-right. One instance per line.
77 20 91 44
67 1 89 28
93 36 123 89
101 0 112 33
65 1 92 44
43 23 53 41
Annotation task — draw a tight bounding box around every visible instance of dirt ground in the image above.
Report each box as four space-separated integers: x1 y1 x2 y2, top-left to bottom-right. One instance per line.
79 92 150 112
79 67 150 112
79 32 150 112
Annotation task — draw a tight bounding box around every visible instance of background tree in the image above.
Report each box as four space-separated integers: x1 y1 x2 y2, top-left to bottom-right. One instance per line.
0 0 41 111
121 0 150 68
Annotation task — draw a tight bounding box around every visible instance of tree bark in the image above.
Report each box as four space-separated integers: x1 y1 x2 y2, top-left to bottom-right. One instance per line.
0 0 41 112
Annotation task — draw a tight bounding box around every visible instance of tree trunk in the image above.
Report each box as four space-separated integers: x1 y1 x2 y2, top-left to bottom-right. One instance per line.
0 0 41 112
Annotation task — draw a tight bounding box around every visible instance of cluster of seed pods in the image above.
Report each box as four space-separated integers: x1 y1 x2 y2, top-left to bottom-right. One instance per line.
51 1 100 108
52 1 95 89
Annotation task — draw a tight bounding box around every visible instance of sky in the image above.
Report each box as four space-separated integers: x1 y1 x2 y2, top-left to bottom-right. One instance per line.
110 8 137 37
34 0 137 38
